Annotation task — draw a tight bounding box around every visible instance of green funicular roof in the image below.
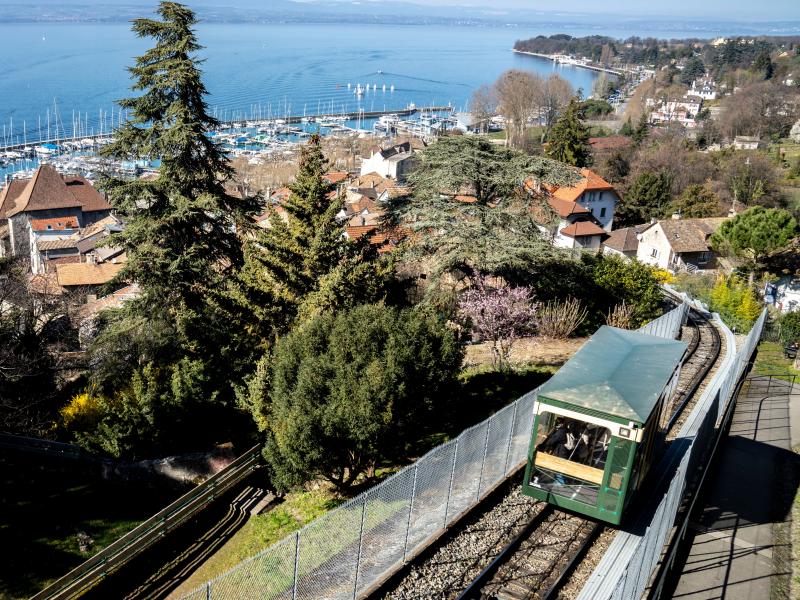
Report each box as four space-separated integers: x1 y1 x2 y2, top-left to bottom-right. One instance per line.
538 326 688 424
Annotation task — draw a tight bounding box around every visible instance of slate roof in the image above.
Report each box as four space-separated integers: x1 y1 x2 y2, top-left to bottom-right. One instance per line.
379 141 412 159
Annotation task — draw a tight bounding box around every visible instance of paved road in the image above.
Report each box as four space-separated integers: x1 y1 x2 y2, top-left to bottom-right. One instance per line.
670 377 799 599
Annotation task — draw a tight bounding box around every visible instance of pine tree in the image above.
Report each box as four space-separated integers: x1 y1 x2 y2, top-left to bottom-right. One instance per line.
620 117 634 137
545 99 592 168
101 1 258 326
633 111 649 145
79 2 260 458
238 135 390 336
710 205 798 274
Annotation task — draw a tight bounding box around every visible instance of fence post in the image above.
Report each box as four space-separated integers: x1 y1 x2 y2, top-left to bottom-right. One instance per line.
352 496 368 597
503 401 519 474
443 438 459 527
292 531 300 600
476 420 492 500
402 464 419 562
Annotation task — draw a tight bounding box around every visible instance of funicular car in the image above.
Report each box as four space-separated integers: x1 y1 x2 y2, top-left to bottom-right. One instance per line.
522 326 687 525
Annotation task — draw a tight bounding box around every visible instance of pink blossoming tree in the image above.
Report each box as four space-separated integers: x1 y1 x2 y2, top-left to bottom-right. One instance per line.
459 279 538 370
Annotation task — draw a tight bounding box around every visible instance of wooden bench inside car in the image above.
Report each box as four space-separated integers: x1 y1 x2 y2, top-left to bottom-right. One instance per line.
534 452 605 485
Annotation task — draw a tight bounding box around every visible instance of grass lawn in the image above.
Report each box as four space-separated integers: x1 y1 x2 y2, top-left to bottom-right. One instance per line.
169 488 342 597
751 341 800 382
0 453 178 599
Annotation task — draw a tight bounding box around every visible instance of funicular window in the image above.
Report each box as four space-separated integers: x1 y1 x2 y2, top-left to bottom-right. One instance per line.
530 412 612 505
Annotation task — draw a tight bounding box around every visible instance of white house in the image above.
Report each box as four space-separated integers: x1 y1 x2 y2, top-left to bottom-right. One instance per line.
773 277 800 313
790 119 800 143
687 77 718 101
636 216 727 272
531 195 607 251
545 168 620 231
733 136 761 150
650 98 703 129
359 141 417 181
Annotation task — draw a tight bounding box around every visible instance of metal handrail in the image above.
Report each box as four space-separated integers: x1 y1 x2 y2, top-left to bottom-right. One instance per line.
30 445 262 600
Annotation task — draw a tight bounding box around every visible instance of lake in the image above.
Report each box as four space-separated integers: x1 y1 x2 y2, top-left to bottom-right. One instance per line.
0 22 602 144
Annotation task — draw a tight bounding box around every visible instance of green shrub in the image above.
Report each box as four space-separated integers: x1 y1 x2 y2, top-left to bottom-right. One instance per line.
244 304 463 492
776 311 800 344
708 275 763 332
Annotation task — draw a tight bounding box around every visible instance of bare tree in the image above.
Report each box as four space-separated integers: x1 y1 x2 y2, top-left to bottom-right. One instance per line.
719 81 799 141
470 84 497 133
539 74 574 140
494 69 544 149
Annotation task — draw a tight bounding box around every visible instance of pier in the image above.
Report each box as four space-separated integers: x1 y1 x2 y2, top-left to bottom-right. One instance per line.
0 105 455 154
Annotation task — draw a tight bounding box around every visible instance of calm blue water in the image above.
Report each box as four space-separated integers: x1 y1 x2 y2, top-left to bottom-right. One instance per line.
0 23 601 145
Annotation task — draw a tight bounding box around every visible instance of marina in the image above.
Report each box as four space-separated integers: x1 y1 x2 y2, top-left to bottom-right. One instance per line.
0 105 457 181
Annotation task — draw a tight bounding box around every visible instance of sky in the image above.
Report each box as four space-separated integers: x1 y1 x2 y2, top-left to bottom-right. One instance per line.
326 0 799 21
0 0 797 24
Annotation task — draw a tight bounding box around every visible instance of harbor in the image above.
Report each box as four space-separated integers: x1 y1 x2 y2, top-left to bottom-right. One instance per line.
0 105 457 181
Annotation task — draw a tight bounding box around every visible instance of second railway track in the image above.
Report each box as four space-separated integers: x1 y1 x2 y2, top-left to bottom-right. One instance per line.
377 302 723 600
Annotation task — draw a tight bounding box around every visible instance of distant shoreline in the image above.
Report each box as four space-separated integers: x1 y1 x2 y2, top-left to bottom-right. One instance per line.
512 49 625 77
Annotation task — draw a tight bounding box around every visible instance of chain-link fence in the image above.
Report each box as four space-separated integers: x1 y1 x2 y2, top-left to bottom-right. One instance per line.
577 309 767 600
182 390 537 600
181 303 689 600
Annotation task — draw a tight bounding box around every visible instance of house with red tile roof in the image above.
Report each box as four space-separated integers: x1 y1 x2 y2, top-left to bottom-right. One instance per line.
535 195 608 251
0 165 113 273
544 168 620 231
527 170 617 251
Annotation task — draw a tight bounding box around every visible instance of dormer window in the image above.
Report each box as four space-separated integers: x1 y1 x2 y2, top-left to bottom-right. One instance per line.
47 225 52 230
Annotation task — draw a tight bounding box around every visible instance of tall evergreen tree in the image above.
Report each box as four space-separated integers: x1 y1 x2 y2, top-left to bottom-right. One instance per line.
615 171 672 226
101 1 258 328
78 2 260 457
237 135 391 337
545 99 592 167
632 111 650 145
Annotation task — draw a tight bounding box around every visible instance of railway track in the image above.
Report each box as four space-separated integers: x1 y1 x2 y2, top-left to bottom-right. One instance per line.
665 311 722 436
378 303 723 600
